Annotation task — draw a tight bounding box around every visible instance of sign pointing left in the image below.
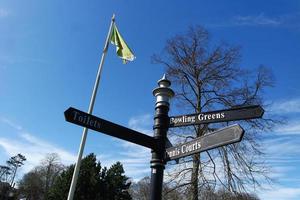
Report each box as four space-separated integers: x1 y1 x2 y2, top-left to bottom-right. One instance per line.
64 107 156 150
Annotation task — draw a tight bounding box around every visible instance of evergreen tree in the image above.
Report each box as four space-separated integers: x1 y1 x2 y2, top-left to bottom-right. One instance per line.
105 162 131 200
47 153 131 200
47 165 74 200
6 154 26 187
0 154 26 200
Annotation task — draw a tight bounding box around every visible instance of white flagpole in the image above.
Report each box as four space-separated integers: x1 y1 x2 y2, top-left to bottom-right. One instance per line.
67 14 115 200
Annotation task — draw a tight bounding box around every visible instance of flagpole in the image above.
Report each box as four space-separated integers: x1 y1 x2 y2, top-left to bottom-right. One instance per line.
67 14 115 200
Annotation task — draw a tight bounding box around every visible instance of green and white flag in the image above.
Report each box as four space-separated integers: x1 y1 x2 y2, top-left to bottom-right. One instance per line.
110 23 135 63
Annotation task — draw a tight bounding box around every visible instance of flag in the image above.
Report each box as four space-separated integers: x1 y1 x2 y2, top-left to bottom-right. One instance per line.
110 23 135 63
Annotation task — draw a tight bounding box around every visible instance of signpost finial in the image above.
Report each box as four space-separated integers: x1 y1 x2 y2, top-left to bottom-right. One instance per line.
157 74 171 88
153 74 174 107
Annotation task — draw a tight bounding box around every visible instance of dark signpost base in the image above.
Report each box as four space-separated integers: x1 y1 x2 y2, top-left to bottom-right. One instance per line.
64 75 264 200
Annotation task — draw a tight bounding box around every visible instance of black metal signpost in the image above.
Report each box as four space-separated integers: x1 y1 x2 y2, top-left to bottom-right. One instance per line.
64 75 264 200
150 75 174 200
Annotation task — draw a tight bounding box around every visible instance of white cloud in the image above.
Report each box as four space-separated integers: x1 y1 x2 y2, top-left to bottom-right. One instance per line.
97 143 151 182
0 133 76 173
0 117 76 174
0 117 23 131
259 135 300 200
233 12 300 28
128 114 153 135
270 98 300 114
233 13 281 26
259 186 300 200
264 135 299 151
111 114 154 181
128 114 152 128
263 136 300 163
0 8 9 18
94 114 154 181
209 12 300 29
263 98 300 135
275 122 300 135
118 143 151 181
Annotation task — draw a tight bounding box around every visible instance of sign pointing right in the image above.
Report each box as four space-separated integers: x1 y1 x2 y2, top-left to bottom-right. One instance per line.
169 105 264 128
165 124 244 161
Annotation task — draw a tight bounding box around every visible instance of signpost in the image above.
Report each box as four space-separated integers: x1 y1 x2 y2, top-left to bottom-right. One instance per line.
64 75 265 200
169 105 264 128
64 107 157 150
165 124 244 161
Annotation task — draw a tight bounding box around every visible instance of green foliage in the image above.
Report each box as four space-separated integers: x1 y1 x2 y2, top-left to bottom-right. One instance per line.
0 182 11 200
47 153 131 200
17 153 64 200
0 165 11 183
0 154 26 200
47 165 74 200
105 162 131 200
4 154 26 187
18 171 43 200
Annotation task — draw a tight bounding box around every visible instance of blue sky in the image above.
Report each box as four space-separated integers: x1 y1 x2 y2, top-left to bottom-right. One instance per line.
1 0 300 199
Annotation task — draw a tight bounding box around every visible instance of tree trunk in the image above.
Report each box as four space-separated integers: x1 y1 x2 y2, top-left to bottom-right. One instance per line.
190 153 200 200
10 167 17 187
190 87 202 200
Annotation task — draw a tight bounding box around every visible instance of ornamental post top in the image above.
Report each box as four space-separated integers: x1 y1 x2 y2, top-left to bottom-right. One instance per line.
157 74 171 88
153 74 174 107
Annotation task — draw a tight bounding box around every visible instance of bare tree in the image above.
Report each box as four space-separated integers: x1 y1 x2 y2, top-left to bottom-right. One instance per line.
18 153 64 200
0 165 11 183
153 26 276 199
130 176 184 200
18 171 44 200
129 177 150 200
38 153 64 198
6 153 26 187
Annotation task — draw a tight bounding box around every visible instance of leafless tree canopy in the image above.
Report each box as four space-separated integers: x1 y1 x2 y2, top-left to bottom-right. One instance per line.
129 176 185 200
152 26 275 199
18 153 64 200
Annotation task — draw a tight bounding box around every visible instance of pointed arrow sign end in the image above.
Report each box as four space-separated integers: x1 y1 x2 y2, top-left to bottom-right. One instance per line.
257 106 265 118
64 107 76 122
233 124 245 142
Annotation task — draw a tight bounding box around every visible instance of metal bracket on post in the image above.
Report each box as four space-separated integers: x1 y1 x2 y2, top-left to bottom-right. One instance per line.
150 74 174 200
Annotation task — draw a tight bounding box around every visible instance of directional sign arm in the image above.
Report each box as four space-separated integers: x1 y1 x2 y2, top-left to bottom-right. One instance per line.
165 124 244 161
64 107 157 150
169 105 264 127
